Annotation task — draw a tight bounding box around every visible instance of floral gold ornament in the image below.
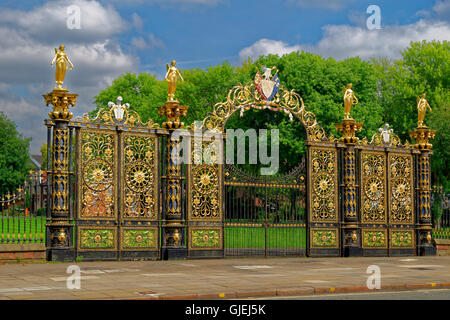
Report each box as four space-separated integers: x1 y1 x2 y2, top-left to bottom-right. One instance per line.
309 148 338 222
197 70 333 142
311 229 337 247
122 133 158 219
190 229 221 249
362 230 387 248
390 230 413 248
122 229 156 249
389 154 413 224
78 131 116 219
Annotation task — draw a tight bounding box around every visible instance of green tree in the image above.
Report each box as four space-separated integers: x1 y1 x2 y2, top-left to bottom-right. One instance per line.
373 40 450 189
0 112 31 193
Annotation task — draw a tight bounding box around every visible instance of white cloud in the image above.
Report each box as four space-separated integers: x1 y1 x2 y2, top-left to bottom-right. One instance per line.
131 34 165 50
239 39 303 62
2 0 126 44
315 20 450 60
132 13 144 31
239 19 450 62
286 0 356 10
106 0 223 6
0 0 138 153
433 0 450 21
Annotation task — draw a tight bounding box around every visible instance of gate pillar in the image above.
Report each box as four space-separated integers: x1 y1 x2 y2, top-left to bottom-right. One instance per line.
43 88 78 261
410 126 436 256
159 100 188 259
336 119 363 256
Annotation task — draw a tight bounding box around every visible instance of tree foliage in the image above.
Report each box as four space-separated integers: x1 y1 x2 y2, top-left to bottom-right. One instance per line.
373 40 450 189
0 112 31 193
94 40 448 185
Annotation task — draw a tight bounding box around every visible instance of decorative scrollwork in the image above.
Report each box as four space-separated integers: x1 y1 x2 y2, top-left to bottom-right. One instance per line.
190 142 221 220
122 134 157 219
310 148 337 222
389 154 413 223
79 131 116 218
196 80 333 142
361 152 386 223
224 158 306 186
76 104 160 128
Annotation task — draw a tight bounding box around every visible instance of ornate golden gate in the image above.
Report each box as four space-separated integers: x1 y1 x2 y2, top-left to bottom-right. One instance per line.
74 106 162 260
358 136 418 255
42 57 437 260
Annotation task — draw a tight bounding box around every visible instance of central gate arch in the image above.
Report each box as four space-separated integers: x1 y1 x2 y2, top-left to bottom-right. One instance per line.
186 73 340 258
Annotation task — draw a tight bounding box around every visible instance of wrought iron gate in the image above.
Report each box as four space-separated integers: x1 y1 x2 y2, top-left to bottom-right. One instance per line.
74 109 161 261
224 160 307 256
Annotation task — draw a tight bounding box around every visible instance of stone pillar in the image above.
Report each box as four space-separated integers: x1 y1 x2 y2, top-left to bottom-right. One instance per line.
158 100 188 259
335 118 363 256
43 88 78 261
410 127 436 256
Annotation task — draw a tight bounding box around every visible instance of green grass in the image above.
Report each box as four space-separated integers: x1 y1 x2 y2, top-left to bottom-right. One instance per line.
1 216 307 249
225 226 306 248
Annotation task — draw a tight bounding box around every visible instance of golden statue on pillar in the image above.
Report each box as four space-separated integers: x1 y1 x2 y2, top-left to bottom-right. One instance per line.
165 60 184 101
417 93 432 127
45 45 77 121
51 44 74 90
343 83 358 119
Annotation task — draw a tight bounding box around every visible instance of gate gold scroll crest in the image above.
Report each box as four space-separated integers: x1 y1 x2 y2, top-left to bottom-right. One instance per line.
78 129 117 220
196 76 334 142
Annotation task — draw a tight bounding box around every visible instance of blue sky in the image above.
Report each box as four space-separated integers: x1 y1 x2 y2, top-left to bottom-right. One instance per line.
0 0 448 153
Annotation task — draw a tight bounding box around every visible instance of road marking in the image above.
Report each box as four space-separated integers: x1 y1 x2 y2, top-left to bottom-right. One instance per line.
233 265 273 270
178 263 197 267
397 265 445 268
0 288 23 293
22 286 54 291
141 273 184 277
399 258 418 262
50 276 99 282
80 270 105 274
307 268 355 272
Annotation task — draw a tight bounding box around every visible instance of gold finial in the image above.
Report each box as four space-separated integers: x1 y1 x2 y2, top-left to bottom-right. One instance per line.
165 60 184 101
343 83 358 120
51 44 74 90
417 93 432 128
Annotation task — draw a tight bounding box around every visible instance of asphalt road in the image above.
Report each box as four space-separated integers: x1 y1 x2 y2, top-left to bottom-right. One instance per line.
254 288 450 300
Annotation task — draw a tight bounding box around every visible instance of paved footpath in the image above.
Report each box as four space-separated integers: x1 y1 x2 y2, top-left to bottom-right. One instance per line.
0 256 449 300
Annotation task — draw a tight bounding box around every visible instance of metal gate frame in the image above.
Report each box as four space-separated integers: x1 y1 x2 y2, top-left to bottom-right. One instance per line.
73 108 163 261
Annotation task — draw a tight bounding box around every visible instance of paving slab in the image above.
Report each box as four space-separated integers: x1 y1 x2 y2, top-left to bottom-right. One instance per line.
0 256 449 299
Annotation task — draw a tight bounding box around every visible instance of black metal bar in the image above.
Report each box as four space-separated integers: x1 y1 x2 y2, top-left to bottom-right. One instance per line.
264 176 268 257
68 126 73 223
46 125 52 222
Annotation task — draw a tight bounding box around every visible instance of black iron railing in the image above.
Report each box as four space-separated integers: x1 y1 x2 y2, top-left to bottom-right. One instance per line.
432 186 450 240
0 171 46 244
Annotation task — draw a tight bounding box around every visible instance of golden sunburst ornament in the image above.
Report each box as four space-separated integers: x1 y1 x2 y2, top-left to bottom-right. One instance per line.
134 170 146 184
92 168 104 183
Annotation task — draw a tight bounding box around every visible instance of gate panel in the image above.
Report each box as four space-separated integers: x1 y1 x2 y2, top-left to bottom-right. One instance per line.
75 128 160 260
224 162 307 257
388 152 415 255
308 146 340 256
187 141 224 258
119 131 160 259
360 151 388 255
76 128 118 260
